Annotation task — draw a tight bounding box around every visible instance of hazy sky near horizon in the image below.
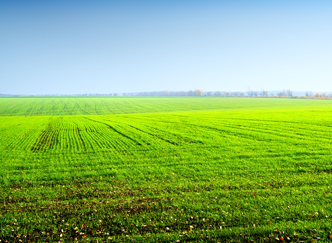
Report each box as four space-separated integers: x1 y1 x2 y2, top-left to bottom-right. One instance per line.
1 0 332 95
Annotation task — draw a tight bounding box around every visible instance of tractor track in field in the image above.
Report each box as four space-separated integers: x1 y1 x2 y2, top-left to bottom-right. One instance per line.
83 117 143 146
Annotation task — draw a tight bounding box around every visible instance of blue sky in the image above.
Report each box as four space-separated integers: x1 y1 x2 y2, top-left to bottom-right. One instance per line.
1 0 332 95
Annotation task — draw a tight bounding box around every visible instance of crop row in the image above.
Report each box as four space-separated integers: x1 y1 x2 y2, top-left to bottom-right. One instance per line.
1 107 332 241
1 97 332 116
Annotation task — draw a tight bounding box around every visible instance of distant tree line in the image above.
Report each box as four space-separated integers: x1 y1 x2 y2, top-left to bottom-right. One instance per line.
2 90 332 98
123 90 246 97
123 90 204 96
121 89 332 98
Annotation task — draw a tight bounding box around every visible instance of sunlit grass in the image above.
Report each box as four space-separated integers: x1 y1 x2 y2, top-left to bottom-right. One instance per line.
1 98 332 242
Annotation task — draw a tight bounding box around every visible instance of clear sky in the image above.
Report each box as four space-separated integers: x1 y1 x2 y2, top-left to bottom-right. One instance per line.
1 0 332 95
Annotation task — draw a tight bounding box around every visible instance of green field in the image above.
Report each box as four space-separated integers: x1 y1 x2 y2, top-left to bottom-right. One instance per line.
1 97 332 242
1 96 332 116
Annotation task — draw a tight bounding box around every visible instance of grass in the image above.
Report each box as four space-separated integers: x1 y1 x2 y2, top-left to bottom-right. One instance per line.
1 97 332 242
1 96 332 116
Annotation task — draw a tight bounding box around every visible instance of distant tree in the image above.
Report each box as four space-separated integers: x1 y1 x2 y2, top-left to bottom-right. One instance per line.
305 91 313 97
248 90 254 97
277 91 286 97
162 91 169 96
215 91 222 97
195 89 203 96
286 90 293 97
187 90 193 96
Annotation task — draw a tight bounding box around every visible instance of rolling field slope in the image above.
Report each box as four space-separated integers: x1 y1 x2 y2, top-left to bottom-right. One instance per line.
1 98 332 242
1 97 332 116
